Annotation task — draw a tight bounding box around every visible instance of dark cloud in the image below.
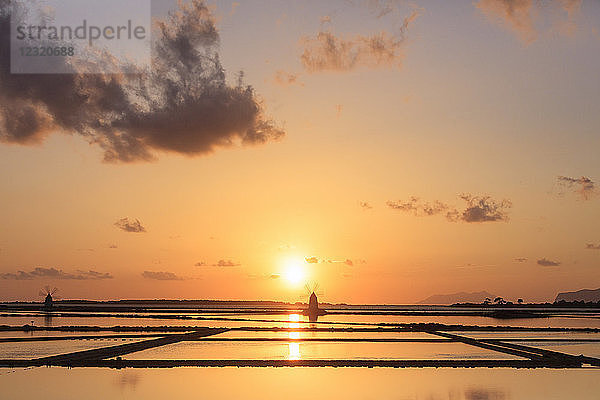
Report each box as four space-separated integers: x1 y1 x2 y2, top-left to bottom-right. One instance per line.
212 259 241 267
109 244 118 249
475 0 581 43
194 261 207 267
359 201 373 210
305 257 319 264
458 194 512 223
557 176 596 200
141 271 184 280
585 244 600 250
0 267 113 280
514 257 528 262
0 0 284 162
387 194 511 223
537 258 561 267
114 218 146 233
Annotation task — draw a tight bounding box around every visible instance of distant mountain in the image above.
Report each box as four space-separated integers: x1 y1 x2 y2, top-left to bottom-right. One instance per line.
555 288 600 303
418 291 495 305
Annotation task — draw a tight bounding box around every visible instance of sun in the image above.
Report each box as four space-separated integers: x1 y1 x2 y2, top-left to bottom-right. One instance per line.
283 258 306 286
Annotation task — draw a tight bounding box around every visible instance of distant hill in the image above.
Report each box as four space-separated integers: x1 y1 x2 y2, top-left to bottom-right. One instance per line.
418 291 495 305
555 288 600 303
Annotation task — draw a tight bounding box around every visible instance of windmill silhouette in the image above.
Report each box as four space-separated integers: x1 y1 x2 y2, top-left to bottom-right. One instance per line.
302 282 326 321
39 286 58 310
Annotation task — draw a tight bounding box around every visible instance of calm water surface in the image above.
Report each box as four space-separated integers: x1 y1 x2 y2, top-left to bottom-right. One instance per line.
1 367 598 400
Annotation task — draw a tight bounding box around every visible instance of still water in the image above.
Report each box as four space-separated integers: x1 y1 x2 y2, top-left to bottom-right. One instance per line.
1 367 598 400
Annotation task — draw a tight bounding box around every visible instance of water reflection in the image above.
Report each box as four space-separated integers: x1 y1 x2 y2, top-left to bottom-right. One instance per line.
43 313 53 327
464 388 506 400
288 314 301 360
115 371 140 392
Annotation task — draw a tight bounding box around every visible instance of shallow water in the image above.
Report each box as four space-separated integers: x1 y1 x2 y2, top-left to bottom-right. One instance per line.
0 338 143 359
124 341 525 360
2 311 599 329
1 367 598 400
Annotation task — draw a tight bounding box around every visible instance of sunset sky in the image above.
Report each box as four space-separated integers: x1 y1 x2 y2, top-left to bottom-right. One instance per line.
0 0 599 303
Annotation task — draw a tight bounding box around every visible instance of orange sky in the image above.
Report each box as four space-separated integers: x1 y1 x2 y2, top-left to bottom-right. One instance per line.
0 0 599 303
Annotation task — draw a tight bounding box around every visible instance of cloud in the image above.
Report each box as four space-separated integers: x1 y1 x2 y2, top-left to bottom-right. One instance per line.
585 244 600 250
141 271 184 280
475 0 581 44
305 257 319 264
212 259 241 267
557 176 596 200
514 257 528 262
196 259 241 267
301 30 404 73
386 197 452 218
387 194 511 223
537 258 561 267
0 267 113 280
299 7 419 73
326 258 355 266
359 201 373 210
0 0 284 162
273 70 303 87
247 273 281 280
114 218 146 233
458 194 512 223
108 244 118 249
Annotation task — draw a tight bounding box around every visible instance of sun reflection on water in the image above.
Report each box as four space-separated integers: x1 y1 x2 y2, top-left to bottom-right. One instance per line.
287 313 301 359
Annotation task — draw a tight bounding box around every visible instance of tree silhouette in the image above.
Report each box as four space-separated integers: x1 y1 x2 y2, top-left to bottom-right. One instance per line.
493 297 506 305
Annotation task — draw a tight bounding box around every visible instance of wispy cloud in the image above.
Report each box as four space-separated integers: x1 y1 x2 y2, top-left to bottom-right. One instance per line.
475 0 581 44
557 176 596 200
386 197 452 218
212 259 241 267
141 271 184 280
306 257 363 266
537 258 561 267
0 267 113 280
359 201 373 210
0 0 283 162
330 259 354 266
386 194 511 223
114 218 146 233
196 259 241 267
299 5 420 73
273 70 303 87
